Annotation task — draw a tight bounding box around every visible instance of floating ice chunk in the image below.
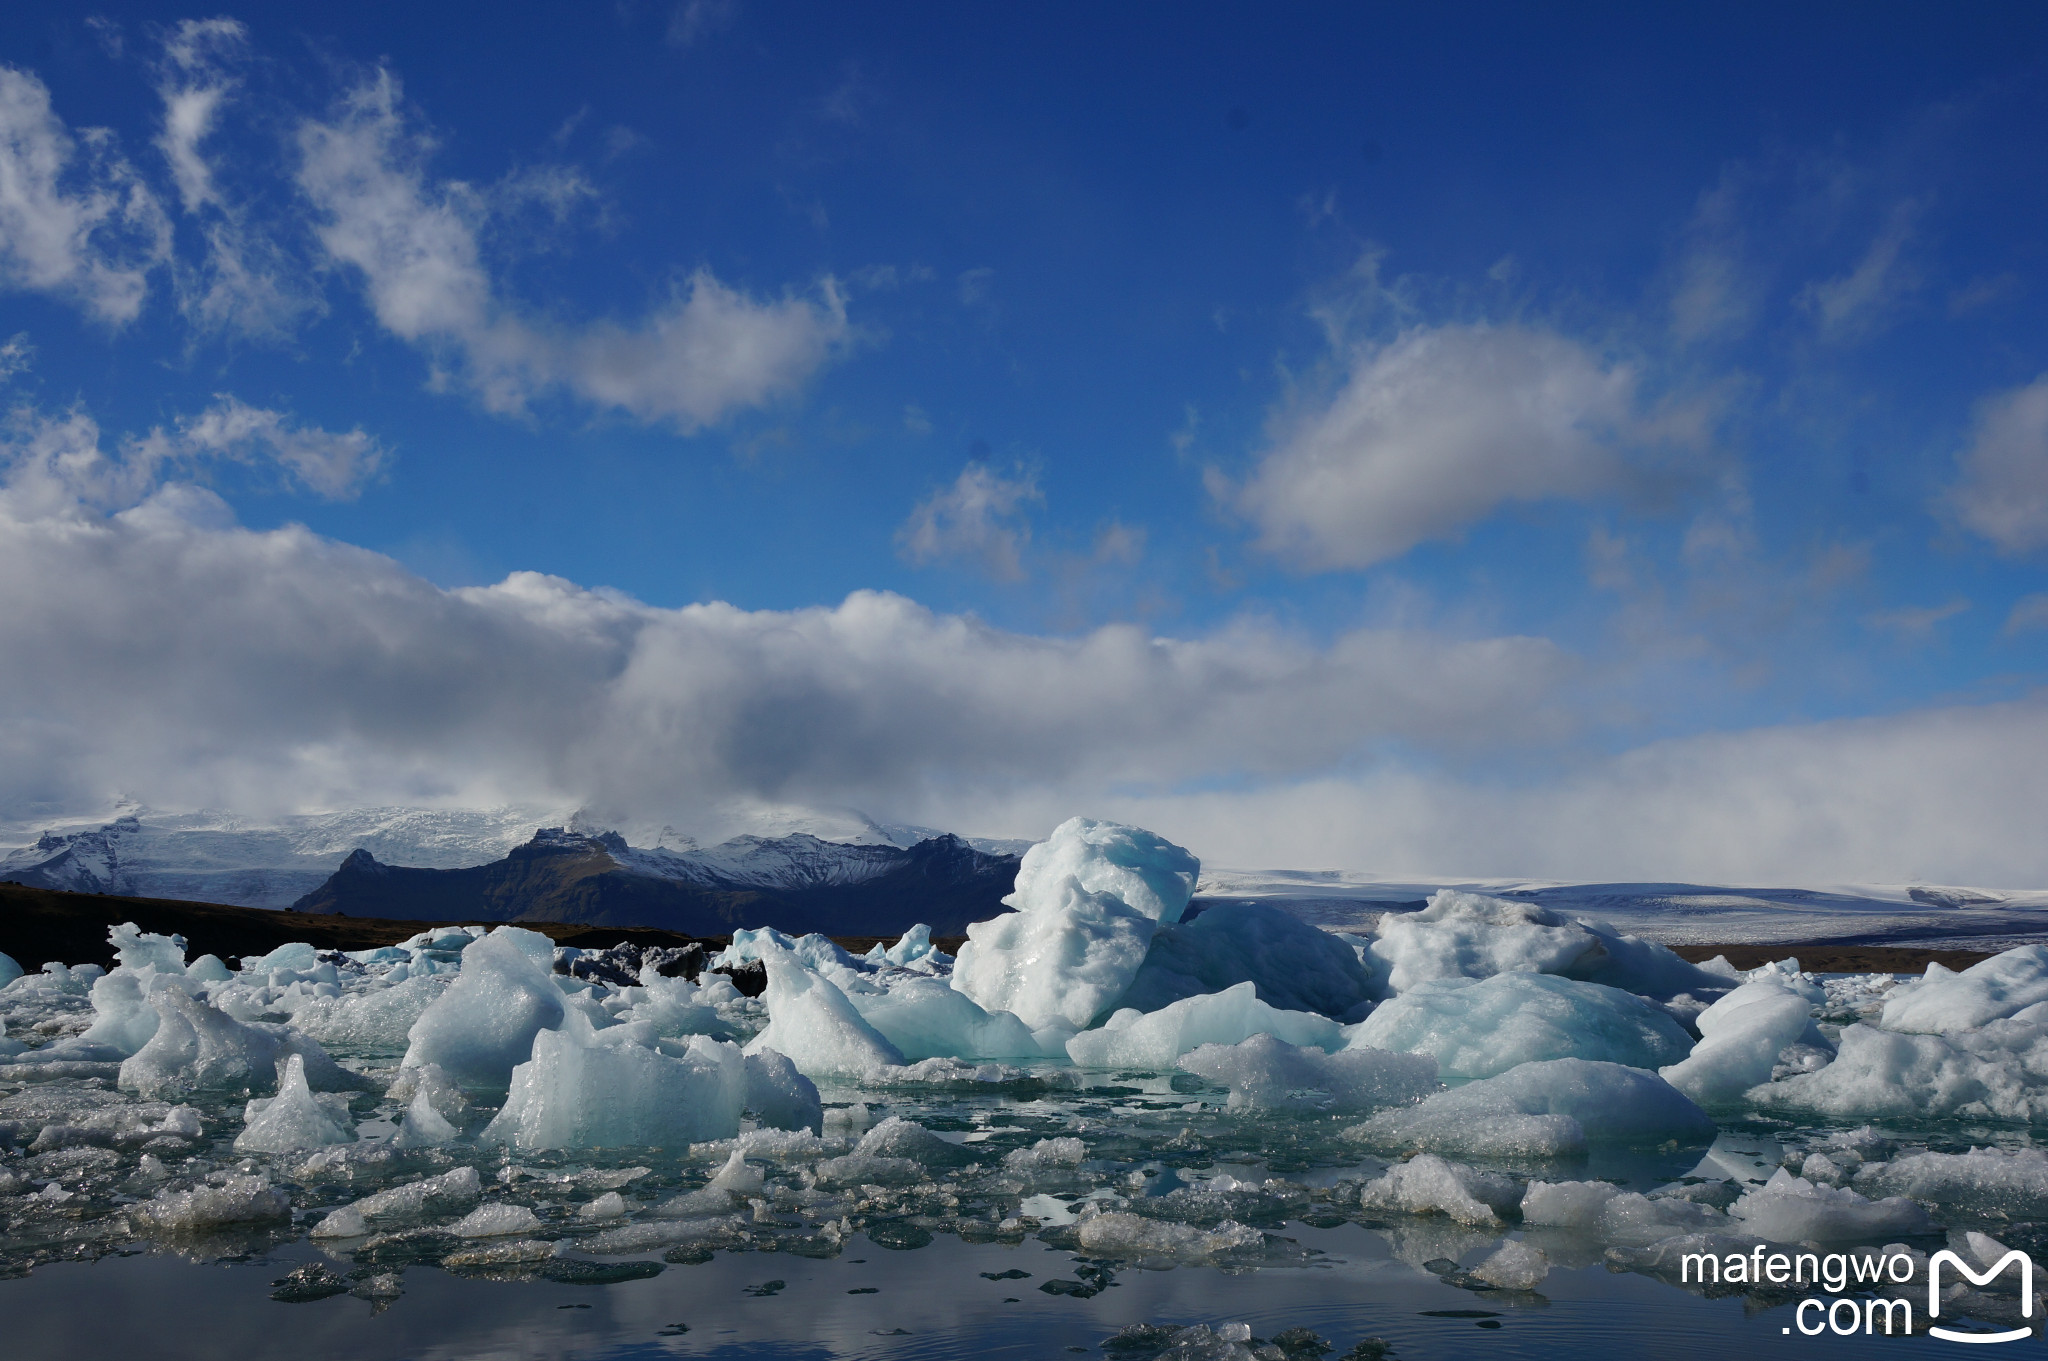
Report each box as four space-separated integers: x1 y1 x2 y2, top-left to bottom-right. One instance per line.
1855 1146 2048 1214
707 1148 765 1194
1729 1169 1934 1242
1593 1192 1728 1246
843 974 1043 1061
1366 891 1727 1000
324 1166 483 1231
74 971 168 1058
628 974 729 1040
185 954 232 983
1520 1179 1622 1228
293 974 448 1051
1119 901 1377 1019
0 952 22 988
401 929 566 1092
0 1016 19 1058
1177 1032 1439 1111
484 1022 747 1150
129 1174 290 1233
1749 1020 2048 1121
1473 1238 1549 1290
1354 1059 1715 1160
1076 1211 1263 1260
1004 1136 1087 1169
110 923 189 976
1880 946 2048 1034
239 941 320 975
580 1191 629 1220
814 1153 926 1186
1067 982 1343 1070
715 927 858 973
235 1054 355 1152
1660 978 1828 1106
745 954 905 1078
448 1202 545 1237
119 989 285 1098
952 880 1157 1032
1349 973 1694 1078
394 1086 461 1147
856 1115 977 1167
2 961 101 997
742 1049 823 1133
1357 1153 1522 1226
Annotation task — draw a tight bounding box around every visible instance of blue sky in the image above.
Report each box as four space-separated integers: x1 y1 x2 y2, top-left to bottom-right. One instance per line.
3 4 2048 882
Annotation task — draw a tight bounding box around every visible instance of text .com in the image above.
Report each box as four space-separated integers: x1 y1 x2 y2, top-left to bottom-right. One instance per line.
1681 1246 2037 1342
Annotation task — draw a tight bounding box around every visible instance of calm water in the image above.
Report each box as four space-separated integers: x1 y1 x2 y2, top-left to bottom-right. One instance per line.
5 1220 1933 1361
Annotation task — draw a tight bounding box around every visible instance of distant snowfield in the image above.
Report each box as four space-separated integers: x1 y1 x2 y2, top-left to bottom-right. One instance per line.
1199 867 2048 949
4 804 2044 947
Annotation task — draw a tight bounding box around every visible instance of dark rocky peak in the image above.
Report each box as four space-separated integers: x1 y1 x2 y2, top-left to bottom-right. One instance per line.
337 848 388 875
517 826 624 859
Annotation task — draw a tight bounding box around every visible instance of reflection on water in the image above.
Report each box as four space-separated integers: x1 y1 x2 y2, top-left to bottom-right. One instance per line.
5 1220 1921 1361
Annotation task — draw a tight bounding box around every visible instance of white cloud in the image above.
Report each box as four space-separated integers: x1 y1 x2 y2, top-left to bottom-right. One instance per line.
1 399 385 515
0 66 168 325
296 72 848 430
0 425 1572 824
1047 691 2048 886
896 462 1041 580
1798 199 1921 342
2005 594 2048 637
667 0 739 49
1865 598 1969 638
0 331 30 381
152 19 320 340
1227 324 1646 571
1946 374 2048 555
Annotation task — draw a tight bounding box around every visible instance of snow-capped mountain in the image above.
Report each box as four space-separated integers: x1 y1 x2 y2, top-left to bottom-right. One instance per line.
0 802 1034 910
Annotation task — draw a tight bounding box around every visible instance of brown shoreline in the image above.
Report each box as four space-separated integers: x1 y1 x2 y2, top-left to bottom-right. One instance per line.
1670 942 1992 974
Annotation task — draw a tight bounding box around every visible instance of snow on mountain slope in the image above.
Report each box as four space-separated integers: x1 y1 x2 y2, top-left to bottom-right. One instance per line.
0 802 1033 910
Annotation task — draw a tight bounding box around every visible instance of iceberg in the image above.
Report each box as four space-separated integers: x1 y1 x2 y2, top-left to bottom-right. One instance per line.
842 973 1043 1061
745 952 906 1077
1728 1168 1934 1242
1176 1032 1439 1111
952 818 1199 1031
1659 976 1829 1106
1118 900 1376 1019
1353 1058 1715 1159
1366 890 1728 1000
1347 972 1694 1078
234 1053 355 1152
1356 1153 1523 1227
484 1019 748 1149
401 928 566 1091
1066 982 1343 1070
1879 946 2048 1033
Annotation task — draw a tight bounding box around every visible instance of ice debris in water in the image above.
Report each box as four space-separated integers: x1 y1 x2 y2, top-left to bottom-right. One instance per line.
1348 971 1694 1078
12 821 2048 1313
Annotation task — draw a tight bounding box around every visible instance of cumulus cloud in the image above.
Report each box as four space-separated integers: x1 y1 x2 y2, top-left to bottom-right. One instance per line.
1 399 385 516
2005 594 2048 637
0 421 1571 821
0 65 169 324
897 462 1041 580
296 71 848 429
1226 324 1647 571
152 18 320 340
1947 374 2048 555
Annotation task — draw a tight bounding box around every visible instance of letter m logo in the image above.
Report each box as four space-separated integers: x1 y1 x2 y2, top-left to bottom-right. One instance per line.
1928 1249 2035 1344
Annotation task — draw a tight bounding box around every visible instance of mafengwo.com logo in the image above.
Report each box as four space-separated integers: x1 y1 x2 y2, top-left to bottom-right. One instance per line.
1682 1244 2037 1341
